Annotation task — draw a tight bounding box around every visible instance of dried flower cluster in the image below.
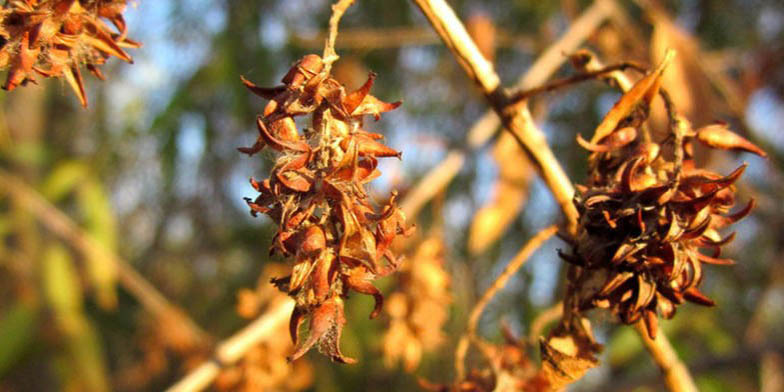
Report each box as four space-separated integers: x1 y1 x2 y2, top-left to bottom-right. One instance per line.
215 264 314 392
422 326 547 392
562 52 765 339
383 236 450 371
242 54 412 364
0 0 139 106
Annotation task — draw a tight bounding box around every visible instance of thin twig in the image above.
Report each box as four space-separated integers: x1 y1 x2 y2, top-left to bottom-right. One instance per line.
509 62 646 103
634 321 698 392
401 0 611 220
166 299 294 392
0 168 210 348
528 301 564 345
454 225 558 379
322 0 356 73
411 0 579 234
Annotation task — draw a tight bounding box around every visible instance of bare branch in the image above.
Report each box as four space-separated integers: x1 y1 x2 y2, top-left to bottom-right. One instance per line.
166 299 295 392
411 0 579 233
322 0 357 72
0 168 210 349
401 0 612 220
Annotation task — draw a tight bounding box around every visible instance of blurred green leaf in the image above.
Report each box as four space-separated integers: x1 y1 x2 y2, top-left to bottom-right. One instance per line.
77 178 118 310
0 301 38 377
42 244 109 392
43 245 83 317
607 325 643 367
2 141 46 167
40 161 89 201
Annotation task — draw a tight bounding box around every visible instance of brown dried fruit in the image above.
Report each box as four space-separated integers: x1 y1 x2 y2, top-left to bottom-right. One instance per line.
0 0 140 107
563 52 764 339
242 55 412 363
382 236 450 371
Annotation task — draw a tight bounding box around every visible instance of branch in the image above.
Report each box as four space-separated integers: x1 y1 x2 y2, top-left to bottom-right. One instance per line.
0 168 210 349
508 62 646 103
322 0 356 72
411 0 610 234
166 299 294 392
401 0 612 219
455 225 558 379
634 322 698 392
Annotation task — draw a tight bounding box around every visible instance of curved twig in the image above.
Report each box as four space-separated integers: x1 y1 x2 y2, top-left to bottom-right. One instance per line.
455 225 558 379
0 169 210 349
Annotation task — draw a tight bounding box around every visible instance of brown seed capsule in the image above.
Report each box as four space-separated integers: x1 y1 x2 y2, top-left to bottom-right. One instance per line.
696 124 767 158
302 225 326 255
0 0 140 107
242 54 411 364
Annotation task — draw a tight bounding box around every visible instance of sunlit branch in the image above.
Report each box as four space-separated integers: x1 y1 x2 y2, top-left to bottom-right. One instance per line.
166 299 294 392
401 0 613 220
411 0 579 234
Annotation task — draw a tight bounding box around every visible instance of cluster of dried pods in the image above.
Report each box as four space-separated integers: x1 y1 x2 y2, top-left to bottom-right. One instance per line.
421 326 548 392
241 54 412 363
383 236 451 372
562 51 766 339
0 0 138 106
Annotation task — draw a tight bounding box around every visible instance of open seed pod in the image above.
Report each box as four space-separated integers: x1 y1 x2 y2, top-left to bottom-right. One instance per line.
0 0 140 107
242 54 413 363
563 51 765 339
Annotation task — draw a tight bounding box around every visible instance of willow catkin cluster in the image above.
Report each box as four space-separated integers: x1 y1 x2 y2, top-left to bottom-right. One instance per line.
383 236 450 371
562 53 765 339
241 54 412 364
0 0 138 107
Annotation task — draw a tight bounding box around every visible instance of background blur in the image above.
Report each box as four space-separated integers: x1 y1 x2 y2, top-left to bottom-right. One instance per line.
1 0 783 391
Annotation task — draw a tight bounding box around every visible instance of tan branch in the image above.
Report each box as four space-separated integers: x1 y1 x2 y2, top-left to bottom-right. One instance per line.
401 0 611 220
409 0 621 233
322 0 357 72
166 299 294 392
455 225 558 379
0 168 210 349
634 321 698 392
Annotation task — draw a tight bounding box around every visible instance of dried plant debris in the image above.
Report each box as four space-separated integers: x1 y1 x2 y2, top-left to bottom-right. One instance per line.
562 50 765 340
0 0 139 107
383 236 450 371
242 54 413 364
420 326 549 392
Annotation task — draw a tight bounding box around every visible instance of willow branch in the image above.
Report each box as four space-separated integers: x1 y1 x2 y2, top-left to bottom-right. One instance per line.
455 225 558 379
409 0 618 233
634 321 698 392
0 168 210 348
166 299 294 392
401 0 611 220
